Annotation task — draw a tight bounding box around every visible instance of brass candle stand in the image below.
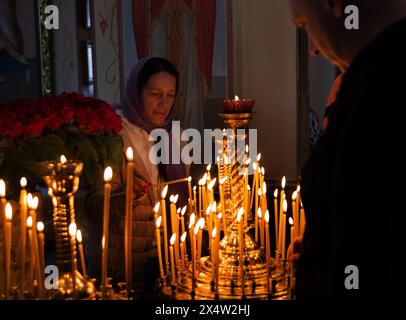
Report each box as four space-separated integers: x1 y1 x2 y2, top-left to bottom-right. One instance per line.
161 111 292 300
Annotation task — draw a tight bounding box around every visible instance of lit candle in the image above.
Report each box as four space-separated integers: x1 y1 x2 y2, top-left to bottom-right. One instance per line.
292 191 298 238
216 212 221 254
170 195 180 265
69 222 77 296
193 186 197 214
300 202 306 237
180 232 187 274
264 210 271 294
102 167 112 299
5 203 12 299
125 147 134 291
26 216 34 295
257 207 264 248
197 218 205 261
296 185 301 225
198 180 202 217
180 205 187 236
205 205 213 253
211 227 217 283
273 188 279 257
244 171 249 226
207 178 217 205
252 163 258 242
289 217 294 290
27 194 43 299
282 199 287 260
37 221 46 298
202 174 208 211
155 217 165 280
153 202 160 226
76 230 87 278
237 208 245 297
188 213 196 259
192 222 199 292
219 177 228 235
187 177 192 205
19 177 28 298
169 234 177 285
278 177 286 256
1 180 6 288
160 185 169 274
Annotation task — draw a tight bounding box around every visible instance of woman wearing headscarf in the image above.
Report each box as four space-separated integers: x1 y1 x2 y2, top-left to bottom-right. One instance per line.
86 57 189 297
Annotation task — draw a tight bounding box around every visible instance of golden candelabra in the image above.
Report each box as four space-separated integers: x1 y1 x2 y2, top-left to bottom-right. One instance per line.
159 111 293 300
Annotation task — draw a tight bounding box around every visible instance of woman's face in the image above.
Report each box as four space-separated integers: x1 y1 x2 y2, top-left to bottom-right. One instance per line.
140 72 177 126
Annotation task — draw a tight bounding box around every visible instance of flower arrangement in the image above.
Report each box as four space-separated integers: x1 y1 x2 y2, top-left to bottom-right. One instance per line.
0 93 123 200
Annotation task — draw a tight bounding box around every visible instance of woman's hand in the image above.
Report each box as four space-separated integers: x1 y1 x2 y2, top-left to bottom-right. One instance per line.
132 175 153 198
287 236 303 265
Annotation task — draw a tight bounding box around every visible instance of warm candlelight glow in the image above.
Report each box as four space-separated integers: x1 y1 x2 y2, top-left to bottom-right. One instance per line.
258 207 262 219
194 223 200 235
170 194 179 204
177 207 181 214
20 177 27 188
27 194 39 210
235 95 240 101
181 232 187 243
261 167 265 176
282 176 286 189
170 233 177 246
257 153 262 162
237 208 244 222
76 229 83 243
60 155 67 164
245 145 249 153
207 164 212 172
153 202 160 213
198 217 205 229
207 178 217 190
0 179 5 197
69 222 77 238
283 199 288 212
292 191 297 201
161 185 169 199
297 185 301 192
104 167 113 182
189 213 196 226
212 227 217 239
264 210 270 223
202 173 208 185
126 147 134 162
220 177 227 185
245 158 251 166
252 162 257 171
289 217 294 226
156 216 162 228
37 221 44 233
5 203 12 221
181 205 187 216
262 181 267 194
27 216 33 228
258 188 262 197
211 201 217 212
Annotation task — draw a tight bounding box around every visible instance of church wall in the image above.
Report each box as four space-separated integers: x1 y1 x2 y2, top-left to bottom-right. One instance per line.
233 0 298 180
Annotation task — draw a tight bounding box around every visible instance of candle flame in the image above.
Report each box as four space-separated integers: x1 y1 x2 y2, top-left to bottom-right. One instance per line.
27 194 39 210
161 185 168 199
282 176 286 189
289 217 294 226
212 227 217 239
69 222 77 238
207 164 212 172
211 201 217 212
261 167 265 176
245 158 251 166
5 203 12 221
207 178 216 190
283 199 288 213
26 216 33 228
0 179 5 197
37 221 44 233
258 188 262 197
20 177 27 188
102 236 105 249
292 191 297 201
104 167 113 182
170 234 176 245
220 177 227 185
76 229 82 243
245 145 249 153
193 185 197 191
177 207 181 214
198 218 205 229
194 224 200 235
60 155 67 164
181 232 187 243
217 212 222 220
153 202 160 214
257 153 262 162
202 173 208 185
181 205 187 216
156 216 162 228
237 208 244 222
188 176 192 182
247 185 251 191
190 213 196 226
274 188 278 198
126 147 134 162
264 210 270 223
297 185 301 193
235 95 240 101
52 197 57 207
216 155 220 164
205 205 211 216
262 182 267 194
252 162 257 171
257 207 262 218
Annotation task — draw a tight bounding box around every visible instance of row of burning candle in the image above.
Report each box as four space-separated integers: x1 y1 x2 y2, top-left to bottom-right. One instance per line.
0 178 87 299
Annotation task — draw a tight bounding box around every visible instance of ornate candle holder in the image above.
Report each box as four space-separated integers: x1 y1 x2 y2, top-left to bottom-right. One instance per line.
40 159 95 299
